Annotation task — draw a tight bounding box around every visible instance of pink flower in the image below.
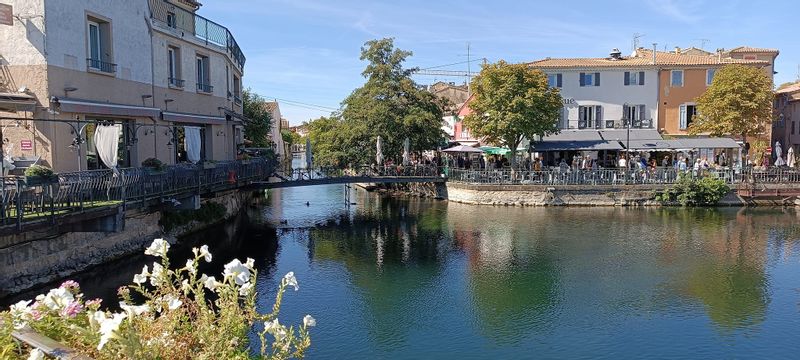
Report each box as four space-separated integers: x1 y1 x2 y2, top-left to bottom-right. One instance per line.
60 280 80 293
60 301 84 318
86 298 103 308
29 309 43 321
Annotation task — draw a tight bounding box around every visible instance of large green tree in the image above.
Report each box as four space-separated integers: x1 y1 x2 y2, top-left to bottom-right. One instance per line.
690 64 773 153
241 88 273 148
463 61 563 167
310 38 446 167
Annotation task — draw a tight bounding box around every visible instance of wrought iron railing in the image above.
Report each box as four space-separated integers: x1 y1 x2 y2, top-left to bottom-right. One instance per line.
169 77 185 88
197 82 213 93
86 58 117 74
0 158 276 229
148 0 246 69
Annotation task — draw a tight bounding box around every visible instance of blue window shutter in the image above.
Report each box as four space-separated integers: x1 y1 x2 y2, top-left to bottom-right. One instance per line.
638 105 646 121
595 106 602 128
595 73 600 86
624 72 630 86
639 71 645 85
557 74 562 87
579 73 585 87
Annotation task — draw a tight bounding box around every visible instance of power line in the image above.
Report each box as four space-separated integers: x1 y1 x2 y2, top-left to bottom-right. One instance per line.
265 97 339 111
419 58 484 71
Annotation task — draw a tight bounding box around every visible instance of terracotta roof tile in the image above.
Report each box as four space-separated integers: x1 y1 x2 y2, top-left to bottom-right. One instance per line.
776 83 800 94
728 46 779 54
528 49 771 69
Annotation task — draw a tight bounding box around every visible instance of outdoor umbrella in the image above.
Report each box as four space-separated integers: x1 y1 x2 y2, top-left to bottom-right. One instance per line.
775 141 786 166
376 136 384 166
402 137 410 166
305 137 313 169
789 147 796 168
442 145 483 153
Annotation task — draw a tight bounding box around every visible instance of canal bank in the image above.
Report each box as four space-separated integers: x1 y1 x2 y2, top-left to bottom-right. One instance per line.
0 189 265 299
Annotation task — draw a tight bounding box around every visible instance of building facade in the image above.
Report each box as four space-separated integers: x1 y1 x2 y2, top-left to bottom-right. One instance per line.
774 83 800 157
0 0 246 172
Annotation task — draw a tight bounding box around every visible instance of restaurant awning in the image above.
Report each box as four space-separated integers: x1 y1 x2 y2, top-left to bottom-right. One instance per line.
55 98 161 119
533 140 624 151
163 111 226 125
624 137 740 151
0 92 37 112
599 129 662 141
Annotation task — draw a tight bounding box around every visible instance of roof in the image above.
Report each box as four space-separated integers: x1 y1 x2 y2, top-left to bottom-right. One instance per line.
261 101 279 112
728 46 779 54
533 140 623 151
542 130 602 141
599 129 662 141
776 83 800 95
528 48 771 69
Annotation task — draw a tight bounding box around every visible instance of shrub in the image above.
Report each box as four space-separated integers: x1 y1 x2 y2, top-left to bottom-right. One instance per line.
654 174 730 206
1 238 315 359
23 165 54 178
141 158 166 171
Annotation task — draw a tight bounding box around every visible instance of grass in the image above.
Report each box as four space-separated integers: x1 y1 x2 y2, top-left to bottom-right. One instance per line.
1 200 123 223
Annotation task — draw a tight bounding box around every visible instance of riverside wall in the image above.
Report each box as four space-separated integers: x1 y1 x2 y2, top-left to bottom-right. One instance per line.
0 190 259 298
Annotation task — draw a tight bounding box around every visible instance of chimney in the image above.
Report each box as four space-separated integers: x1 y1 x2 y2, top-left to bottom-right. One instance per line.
674 46 681 55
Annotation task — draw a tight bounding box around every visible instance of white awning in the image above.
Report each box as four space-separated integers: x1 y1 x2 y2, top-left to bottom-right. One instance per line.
0 92 37 112
163 111 225 125
56 98 161 118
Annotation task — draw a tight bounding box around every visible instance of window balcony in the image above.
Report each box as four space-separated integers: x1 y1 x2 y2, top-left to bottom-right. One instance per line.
87 58 117 74
234 94 242 104
169 77 185 88
197 83 213 93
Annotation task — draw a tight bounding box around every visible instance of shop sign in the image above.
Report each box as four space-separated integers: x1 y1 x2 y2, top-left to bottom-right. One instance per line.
20 140 32 150
563 98 576 105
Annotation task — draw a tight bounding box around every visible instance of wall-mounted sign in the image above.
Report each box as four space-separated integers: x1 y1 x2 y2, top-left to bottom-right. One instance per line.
563 98 576 105
20 140 32 151
0 4 12 26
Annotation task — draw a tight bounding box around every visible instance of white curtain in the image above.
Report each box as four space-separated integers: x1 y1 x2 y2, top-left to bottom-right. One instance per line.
184 126 202 164
94 124 121 171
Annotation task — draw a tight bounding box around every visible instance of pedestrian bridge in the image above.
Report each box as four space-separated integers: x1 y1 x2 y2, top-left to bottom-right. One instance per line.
255 167 444 189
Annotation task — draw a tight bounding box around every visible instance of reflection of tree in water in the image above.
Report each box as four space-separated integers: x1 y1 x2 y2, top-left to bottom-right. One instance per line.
685 262 767 330
309 199 449 349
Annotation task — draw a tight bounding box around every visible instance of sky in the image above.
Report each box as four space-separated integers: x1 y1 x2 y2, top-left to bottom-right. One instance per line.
201 0 798 126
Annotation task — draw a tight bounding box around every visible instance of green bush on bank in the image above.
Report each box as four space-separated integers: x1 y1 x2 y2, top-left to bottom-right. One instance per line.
654 174 730 206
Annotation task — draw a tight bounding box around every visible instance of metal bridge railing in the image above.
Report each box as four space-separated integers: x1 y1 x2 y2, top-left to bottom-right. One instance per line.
0 158 276 229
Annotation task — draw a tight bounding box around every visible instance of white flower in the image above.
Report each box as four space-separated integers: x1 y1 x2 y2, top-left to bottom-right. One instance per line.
201 274 221 291
223 259 251 285
245 257 255 270
119 302 150 317
133 265 149 285
27 348 44 360
184 259 196 275
265 319 287 341
39 287 74 311
238 282 253 296
181 279 191 292
199 245 212 262
10 300 32 329
89 310 106 329
150 263 164 286
165 295 182 310
283 272 299 291
303 315 316 328
144 238 170 258
97 312 127 350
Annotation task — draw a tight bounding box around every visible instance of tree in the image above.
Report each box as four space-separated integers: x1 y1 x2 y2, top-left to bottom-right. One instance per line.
690 64 773 160
241 88 273 148
310 38 446 166
463 61 563 167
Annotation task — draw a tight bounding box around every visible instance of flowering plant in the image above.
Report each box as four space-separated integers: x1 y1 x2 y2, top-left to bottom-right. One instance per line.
0 239 314 359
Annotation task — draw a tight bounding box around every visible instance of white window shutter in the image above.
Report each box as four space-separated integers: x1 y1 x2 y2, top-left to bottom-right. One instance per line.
679 105 687 129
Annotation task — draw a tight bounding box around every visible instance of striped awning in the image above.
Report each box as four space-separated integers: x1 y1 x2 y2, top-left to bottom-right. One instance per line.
56 98 161 118
162 111 225 125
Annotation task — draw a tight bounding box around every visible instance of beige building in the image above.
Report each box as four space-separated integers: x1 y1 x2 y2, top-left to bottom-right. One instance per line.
774 83 800 157
0 0 246 172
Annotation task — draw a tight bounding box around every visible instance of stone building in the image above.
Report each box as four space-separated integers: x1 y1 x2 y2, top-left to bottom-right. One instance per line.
0 0 247 172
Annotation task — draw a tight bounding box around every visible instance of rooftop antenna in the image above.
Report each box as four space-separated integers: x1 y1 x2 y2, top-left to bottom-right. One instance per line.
632 33 645 52
694 38 710 50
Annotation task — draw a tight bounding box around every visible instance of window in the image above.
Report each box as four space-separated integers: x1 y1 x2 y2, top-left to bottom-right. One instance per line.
168 46 183 87
86 17 114 73
196 55 211 93
548 73 562 88
233 75 241 103
578 105 602 128
706 69 716 86
624 71 645 86
166 11 177 28
671 70 684 87
793 121 796 135
623 104 647 127
559 107 568 129
579 72 600 87
679 104 697 129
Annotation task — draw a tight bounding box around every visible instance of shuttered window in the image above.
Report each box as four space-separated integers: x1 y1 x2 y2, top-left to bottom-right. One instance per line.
624 71 646 86
579 73 600 87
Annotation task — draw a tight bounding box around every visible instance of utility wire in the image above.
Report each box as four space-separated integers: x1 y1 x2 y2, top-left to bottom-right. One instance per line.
265 97 339 111
419 58 484 70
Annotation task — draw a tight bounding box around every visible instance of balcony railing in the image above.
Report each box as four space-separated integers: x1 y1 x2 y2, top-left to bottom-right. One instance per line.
577 119 654 129
86 58 117 74
197 82 213 93
148 0 246 69
234 95 242 104
169 77 185 88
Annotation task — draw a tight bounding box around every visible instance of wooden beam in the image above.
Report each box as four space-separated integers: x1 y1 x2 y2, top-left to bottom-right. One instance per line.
12 326 93 359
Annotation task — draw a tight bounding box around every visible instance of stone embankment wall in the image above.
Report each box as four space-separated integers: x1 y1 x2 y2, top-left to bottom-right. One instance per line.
0 190 258 298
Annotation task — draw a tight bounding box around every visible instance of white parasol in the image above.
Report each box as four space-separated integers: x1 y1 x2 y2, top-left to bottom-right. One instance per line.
305 137 312 169
402 138 410 166
376 136 384 166
788 147 796 168
774 141 786 166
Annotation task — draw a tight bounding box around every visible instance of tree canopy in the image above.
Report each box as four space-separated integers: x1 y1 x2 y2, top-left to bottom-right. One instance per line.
241 88 273 148
690 64 773 142
463 61 563 166
307 38 446 167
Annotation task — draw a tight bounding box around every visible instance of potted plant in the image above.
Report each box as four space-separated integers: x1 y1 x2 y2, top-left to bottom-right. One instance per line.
23 165 57 185
142 158 166 174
